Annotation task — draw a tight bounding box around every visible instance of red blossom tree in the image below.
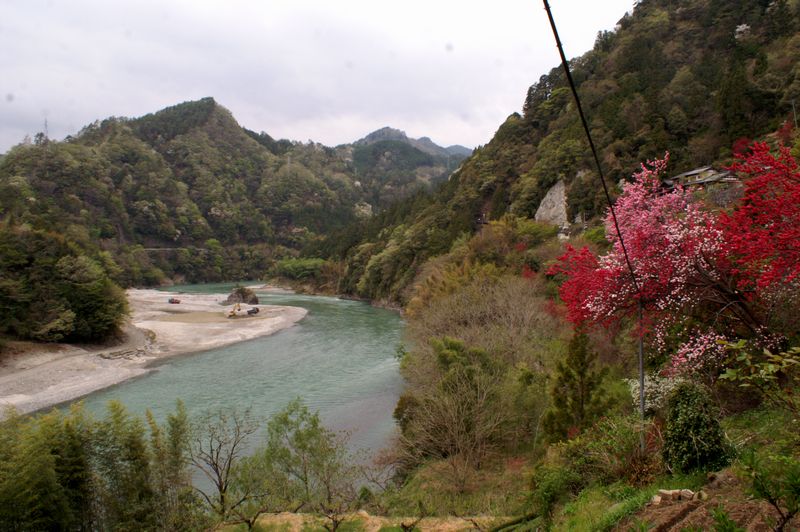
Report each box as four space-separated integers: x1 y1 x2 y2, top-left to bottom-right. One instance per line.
550 146 800 376
719 143 800 343
721 143 800 291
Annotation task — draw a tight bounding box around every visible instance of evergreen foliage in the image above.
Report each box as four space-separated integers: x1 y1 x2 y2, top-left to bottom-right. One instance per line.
662 382 729 473
0 224 127 342
543 331 610 440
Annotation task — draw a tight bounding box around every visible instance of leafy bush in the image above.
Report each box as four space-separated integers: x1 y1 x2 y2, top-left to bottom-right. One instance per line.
530 465 583 518
561 415 664 487
739 451 800 532
721 342 800 417
273 257 327 280
397 338 511 481
582 225 606 247
510 217 559 247
662 382 729 473
528 415 664 527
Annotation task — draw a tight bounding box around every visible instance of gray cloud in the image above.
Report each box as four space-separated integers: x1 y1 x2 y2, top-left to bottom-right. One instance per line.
0 0 633 152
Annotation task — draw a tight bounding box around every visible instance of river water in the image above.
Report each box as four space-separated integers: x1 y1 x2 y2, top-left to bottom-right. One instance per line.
77 283 405 455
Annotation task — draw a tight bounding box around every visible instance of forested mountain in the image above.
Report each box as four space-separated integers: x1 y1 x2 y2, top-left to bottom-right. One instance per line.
354 126 472 157
0 98 468 285
323 0 800 304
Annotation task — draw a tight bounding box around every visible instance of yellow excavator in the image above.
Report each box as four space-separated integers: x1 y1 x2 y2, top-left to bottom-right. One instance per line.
227 303 242 318
228 303 260 318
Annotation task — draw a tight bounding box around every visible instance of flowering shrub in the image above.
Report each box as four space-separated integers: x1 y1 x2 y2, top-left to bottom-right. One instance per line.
626 372 686 415
550 145 800 378
666 331 728 378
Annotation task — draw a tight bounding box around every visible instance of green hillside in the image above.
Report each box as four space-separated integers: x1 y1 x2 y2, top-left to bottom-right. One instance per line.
325 0 800 304
0 98 467 286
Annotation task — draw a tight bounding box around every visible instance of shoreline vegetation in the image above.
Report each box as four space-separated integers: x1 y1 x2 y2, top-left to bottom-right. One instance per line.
0 287 307 416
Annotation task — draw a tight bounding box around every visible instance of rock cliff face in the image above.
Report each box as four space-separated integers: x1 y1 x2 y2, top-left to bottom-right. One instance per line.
534 180 568 229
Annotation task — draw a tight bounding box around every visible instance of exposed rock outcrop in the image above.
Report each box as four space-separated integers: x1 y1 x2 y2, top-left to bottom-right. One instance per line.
535 180 569 230
225 286 259 305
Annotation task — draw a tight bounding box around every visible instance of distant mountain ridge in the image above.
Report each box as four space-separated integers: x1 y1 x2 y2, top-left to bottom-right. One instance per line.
354 126 472 158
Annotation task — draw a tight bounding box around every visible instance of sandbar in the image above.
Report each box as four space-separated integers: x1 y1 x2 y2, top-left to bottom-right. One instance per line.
0 288 307 415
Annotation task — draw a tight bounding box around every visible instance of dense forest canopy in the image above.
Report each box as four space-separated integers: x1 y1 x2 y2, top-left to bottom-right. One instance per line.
0 225 127 342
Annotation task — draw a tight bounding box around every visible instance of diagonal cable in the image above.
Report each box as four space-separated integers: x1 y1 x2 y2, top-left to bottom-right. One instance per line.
542 0 647 435
542 0 641 296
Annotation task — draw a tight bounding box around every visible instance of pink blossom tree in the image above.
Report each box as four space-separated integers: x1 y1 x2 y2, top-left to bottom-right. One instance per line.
549 147 797 377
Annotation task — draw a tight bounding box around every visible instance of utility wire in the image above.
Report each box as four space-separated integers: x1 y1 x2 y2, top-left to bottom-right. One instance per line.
542 0 640 295
542 0 647 434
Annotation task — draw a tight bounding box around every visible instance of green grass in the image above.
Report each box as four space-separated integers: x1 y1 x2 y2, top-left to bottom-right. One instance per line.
551 483 656 532
336 519 367 532
549 471 708 532
298 518 366 531
253 523 293 532
722 405 799 456
382 455 533 517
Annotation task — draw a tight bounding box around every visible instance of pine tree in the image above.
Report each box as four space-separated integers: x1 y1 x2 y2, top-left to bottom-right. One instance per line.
543 330 610 440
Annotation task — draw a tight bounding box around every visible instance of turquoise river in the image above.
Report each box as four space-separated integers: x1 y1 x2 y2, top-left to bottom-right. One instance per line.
75 283 405 455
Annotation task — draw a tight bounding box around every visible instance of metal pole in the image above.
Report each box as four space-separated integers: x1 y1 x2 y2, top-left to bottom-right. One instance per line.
638 300 645 451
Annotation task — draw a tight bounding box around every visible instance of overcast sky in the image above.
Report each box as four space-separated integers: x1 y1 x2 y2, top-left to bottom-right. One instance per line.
0 0 633 153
